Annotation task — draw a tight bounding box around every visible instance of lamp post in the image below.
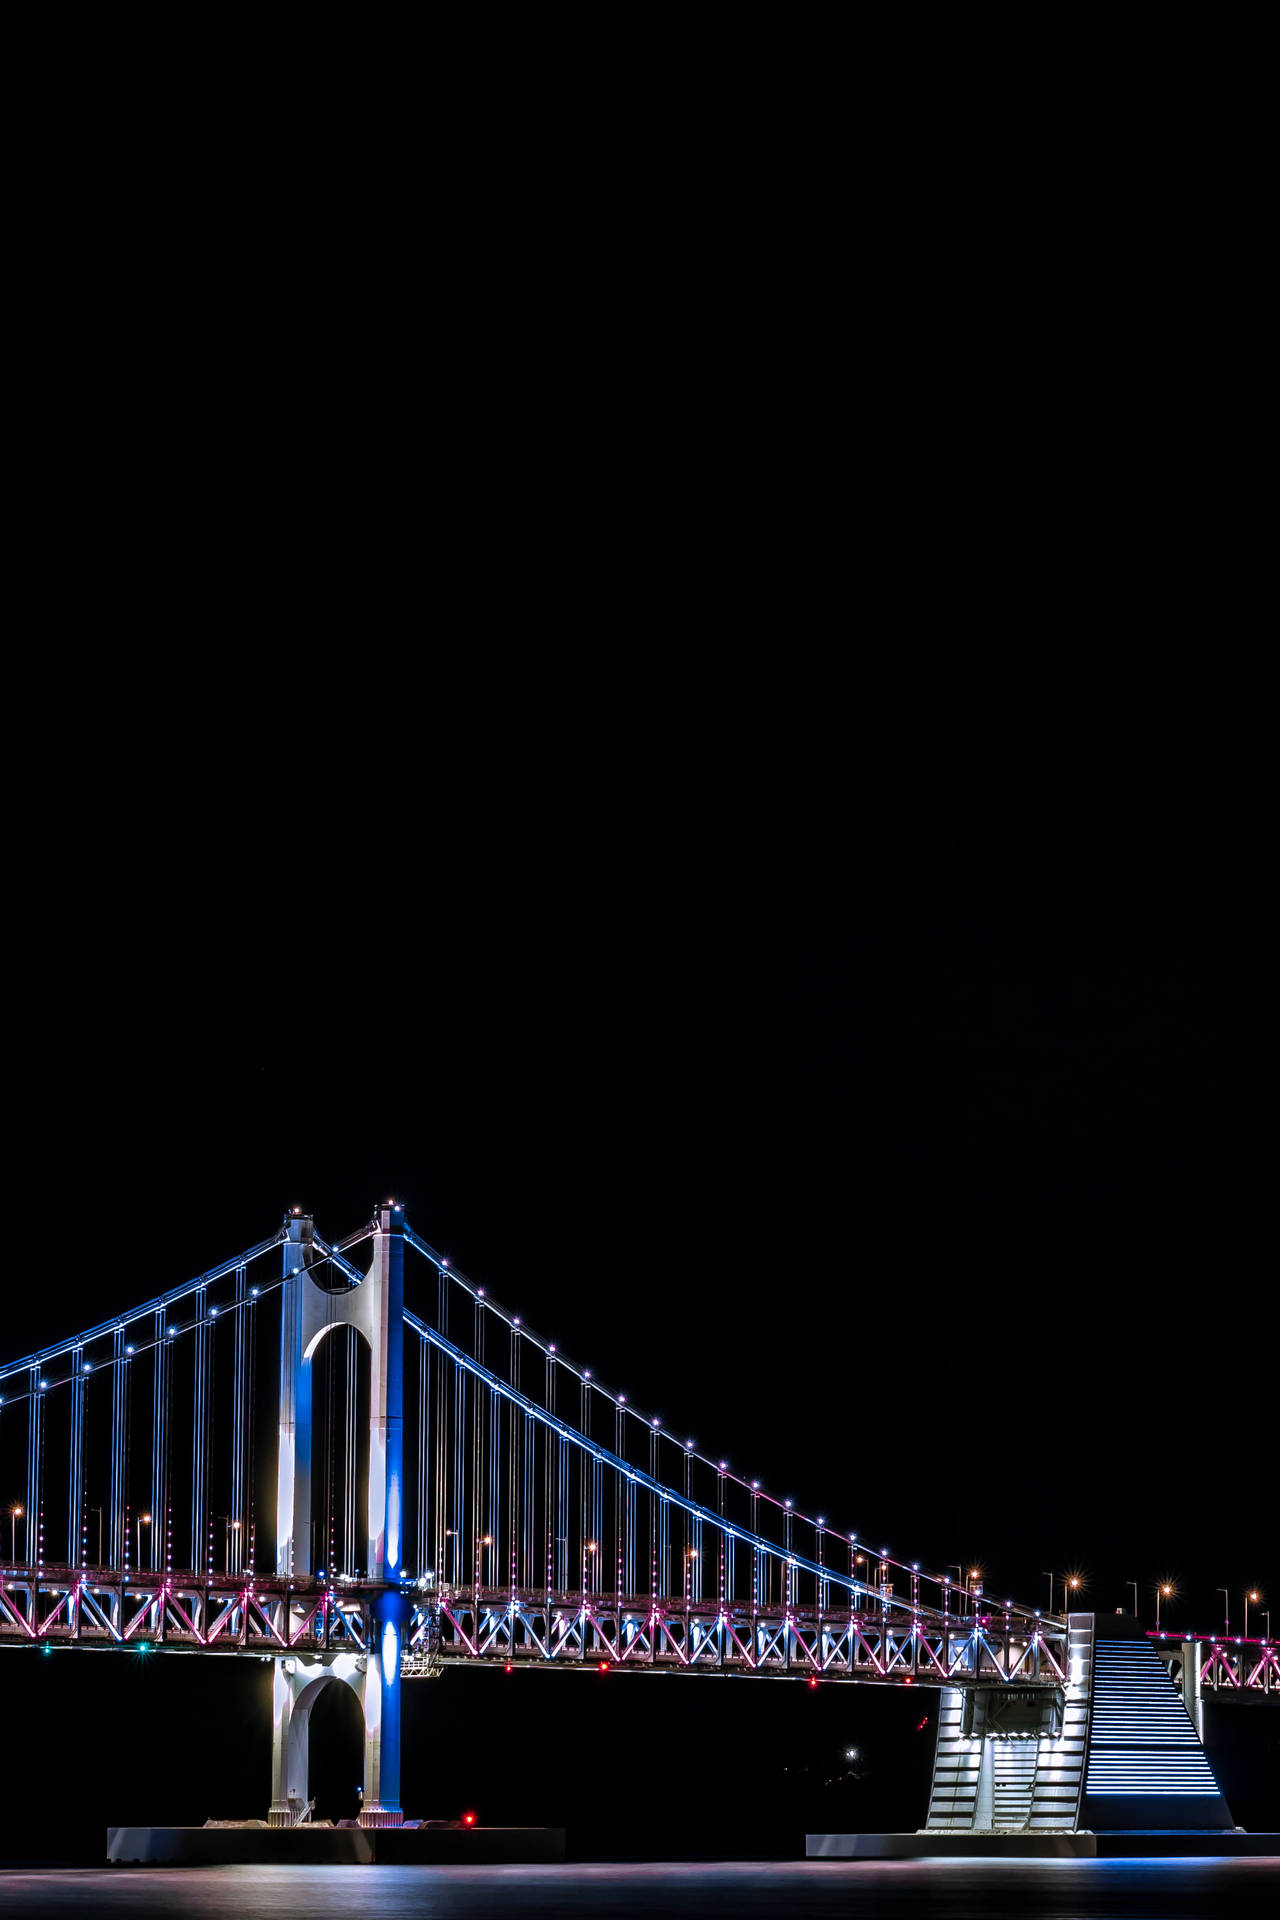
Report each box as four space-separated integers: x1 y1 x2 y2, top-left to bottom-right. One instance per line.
1066 1574 1082 1614
136 1512 151 1570
8 1505 22 1560
1217 1588 1229 1635
1245 1591 1260 1638
1156 1583 1172 1630
1126 1580 1138 1618
1044 1571 1056 1615
212 1515 240 1574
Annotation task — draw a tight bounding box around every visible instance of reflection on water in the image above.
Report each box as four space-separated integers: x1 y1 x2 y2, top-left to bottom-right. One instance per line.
1 1862 1278 1920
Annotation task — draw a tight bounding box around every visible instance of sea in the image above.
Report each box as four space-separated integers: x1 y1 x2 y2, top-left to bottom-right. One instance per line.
1 1861 1278 1919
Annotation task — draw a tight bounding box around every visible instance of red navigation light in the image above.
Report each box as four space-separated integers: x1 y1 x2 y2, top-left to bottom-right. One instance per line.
462 1811 476 1828
807 1676 818 1690
504 1661 513 1673
904 1676 914 1685
598 1659 610 1672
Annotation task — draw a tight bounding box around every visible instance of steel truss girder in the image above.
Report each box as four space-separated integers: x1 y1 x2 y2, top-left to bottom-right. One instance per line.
0 1562 370 1658
421 1586 1069 1687
1177 1642 1280 1695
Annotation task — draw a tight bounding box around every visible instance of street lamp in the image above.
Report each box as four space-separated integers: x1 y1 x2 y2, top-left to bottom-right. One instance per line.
1043 1571 1056 1615
8 1505 22 1560
1217 1588 1229 1635
212 1515 241 1573
1156 1582 1173 1630
136 1512 151 1569
1245 1591 1260 1638
1126 1580 1138 1618
1066 1574 1082 1612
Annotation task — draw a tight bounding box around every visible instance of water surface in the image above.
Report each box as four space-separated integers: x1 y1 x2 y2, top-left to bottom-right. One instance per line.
2 1861 1278 1919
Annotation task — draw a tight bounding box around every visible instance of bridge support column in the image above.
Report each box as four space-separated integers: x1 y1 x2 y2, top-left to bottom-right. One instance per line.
268 1663 313 1826
359 1591 408 1826
1180 1636 1204 1740
269 1659 363 1826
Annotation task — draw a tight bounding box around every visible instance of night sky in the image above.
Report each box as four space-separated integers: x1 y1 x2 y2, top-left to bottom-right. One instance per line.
7 36 1273 1854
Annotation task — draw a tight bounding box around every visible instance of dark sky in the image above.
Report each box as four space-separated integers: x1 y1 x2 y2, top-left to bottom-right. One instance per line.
5 33 1272 1842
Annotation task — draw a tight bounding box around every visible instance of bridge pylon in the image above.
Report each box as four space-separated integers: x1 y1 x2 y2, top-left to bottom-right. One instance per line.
269 1204 406 1828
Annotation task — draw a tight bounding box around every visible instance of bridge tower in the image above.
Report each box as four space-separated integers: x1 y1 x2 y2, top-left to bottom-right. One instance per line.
269 1204 407 1827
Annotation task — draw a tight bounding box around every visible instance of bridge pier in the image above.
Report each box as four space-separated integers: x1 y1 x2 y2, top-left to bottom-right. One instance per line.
1179 1637 1205 1740
360 1590 409 1824
271 1205 406 1826
268 1652 402 1827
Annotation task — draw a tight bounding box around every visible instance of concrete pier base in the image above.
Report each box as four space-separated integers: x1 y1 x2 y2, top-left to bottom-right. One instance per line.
807 1832 1280 1859
106 1825 566 1865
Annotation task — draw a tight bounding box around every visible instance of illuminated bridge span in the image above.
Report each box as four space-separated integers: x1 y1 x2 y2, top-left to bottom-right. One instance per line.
0 1207 1252 1836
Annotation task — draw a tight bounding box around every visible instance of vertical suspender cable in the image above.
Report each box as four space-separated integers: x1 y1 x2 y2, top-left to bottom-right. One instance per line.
433 1346 445 1582
648 1423 658 1610
524 1408 534 1592
544 1351 553 1606
206 1305 217 1578
417 1332 428 1580
557 1422 568 1597
192 1285 208 1575
245 1282 257 1575
488 1384 499 1590
452 1357 464 1589
323 1333 334 1576
579 1376 589 1596
110 1326 126 1569
508 1325 519 1596
69 1345 84 1567
151 1308 167 1574
231 1265 247 1578
615 1404 623 1606
344 1326 356 1574
36 1368 47 1569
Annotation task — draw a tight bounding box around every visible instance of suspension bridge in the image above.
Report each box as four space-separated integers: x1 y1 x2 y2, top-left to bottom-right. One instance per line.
1 1205 1270 1836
